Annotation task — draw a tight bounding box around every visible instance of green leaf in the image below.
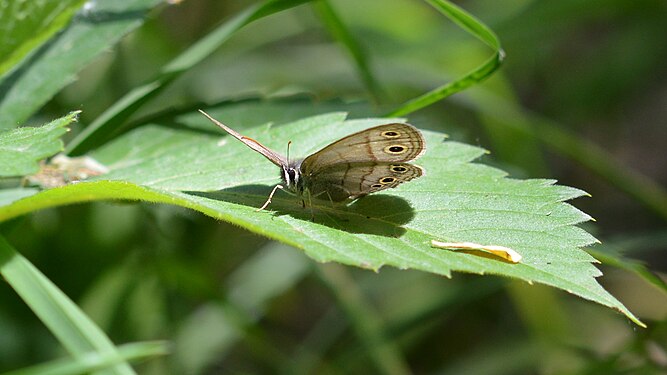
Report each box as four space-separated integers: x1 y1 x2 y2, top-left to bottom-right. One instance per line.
0 0 87 78
0 111 642 326
0 0 163 128
0 111 77 177
0 235 137 374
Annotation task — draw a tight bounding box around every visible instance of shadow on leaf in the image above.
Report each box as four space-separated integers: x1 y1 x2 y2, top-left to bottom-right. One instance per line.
185 185 416 237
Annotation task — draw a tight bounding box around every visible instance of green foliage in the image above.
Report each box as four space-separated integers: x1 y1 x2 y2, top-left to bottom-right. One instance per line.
0 236 166 374
0 0 163 128
386 0 504 117
0 110 641 325
93 112 630 320
0 0 665 373
2 341 169 375
64 0 322 154
0 0 87 78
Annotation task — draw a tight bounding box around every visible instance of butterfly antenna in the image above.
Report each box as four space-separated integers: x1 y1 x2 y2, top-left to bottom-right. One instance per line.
286 140 292 164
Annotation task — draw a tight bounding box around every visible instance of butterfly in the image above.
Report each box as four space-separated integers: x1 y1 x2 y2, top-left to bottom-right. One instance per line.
199 110 425 211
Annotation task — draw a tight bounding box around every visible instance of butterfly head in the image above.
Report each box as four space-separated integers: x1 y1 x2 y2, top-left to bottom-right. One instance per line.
281 140 306 195
281 161 304 194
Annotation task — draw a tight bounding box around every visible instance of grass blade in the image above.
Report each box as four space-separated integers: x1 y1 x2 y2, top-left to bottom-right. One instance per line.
0 0 163 129
4 341 169 375
0 236 135 375
386 0 504 117
313 0 385 103
65 0 314 155
317 265 411 375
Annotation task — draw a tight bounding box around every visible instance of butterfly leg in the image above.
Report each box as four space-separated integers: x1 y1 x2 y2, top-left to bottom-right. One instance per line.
256 184 284 211
324 191 336 209
304 191 315 221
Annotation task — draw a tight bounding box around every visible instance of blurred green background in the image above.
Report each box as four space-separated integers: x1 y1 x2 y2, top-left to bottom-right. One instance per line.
2 0 667 373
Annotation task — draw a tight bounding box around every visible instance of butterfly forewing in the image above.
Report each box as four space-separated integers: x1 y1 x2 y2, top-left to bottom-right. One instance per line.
300 123 425 174
199 109 287 167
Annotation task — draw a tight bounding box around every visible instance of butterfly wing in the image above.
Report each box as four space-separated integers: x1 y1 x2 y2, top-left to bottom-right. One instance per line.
300 123 425 174
199 110 287 167
306 162 424 202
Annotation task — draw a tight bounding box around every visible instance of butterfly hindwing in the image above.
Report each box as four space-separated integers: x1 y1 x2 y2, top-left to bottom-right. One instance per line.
305 162 424 202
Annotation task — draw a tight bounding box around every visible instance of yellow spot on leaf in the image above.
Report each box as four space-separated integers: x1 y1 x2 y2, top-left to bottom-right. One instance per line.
430 240 522 264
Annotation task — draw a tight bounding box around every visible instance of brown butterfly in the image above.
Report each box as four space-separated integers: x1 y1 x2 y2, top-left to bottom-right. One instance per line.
199 110 425 210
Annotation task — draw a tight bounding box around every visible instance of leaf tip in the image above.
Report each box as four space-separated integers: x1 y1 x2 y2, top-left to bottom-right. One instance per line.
618 307 646 328
66 110 82 124
498 48 507 62
359 261 381 272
